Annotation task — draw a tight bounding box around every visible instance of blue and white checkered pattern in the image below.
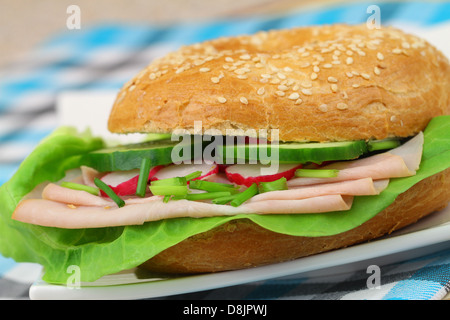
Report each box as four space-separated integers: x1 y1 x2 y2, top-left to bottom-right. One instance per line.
1 1 450 300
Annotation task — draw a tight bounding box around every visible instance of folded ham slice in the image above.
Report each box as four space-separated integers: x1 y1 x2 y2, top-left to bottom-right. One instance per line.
12 195 352 229
288 132 423 187
42 183 160 207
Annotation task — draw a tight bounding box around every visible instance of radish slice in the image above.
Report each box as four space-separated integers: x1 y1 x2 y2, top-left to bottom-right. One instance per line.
100 165 163 196
152 163 219 181
225 163 302 187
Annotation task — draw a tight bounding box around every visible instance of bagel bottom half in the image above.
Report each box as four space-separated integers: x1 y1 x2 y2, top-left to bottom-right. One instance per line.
140 168 450 274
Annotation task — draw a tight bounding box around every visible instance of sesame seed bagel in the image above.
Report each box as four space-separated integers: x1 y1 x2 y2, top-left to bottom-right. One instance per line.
108 24 450 142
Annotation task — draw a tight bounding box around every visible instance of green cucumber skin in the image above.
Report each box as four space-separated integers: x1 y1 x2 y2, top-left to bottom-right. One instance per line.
219 140 368 164
81 140 193 172
81 137 400 171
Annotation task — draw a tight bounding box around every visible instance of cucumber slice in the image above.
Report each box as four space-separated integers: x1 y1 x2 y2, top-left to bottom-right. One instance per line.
219 140 368 164
81 139 193 172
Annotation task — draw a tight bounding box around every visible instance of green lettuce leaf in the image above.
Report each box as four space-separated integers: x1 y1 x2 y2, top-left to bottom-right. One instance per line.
0 116 449 284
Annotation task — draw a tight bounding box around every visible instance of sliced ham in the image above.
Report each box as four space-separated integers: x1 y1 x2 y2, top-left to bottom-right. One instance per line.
42 183 161 207
249 178 389 202
81 166 103 188
12 194 352 229
288 132 423 187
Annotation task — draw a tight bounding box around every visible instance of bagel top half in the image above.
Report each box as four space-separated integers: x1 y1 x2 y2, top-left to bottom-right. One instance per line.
107 24 450 142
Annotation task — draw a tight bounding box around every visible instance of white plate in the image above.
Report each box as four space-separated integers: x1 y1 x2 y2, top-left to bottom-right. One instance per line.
29 205 450 300
30 22 450 300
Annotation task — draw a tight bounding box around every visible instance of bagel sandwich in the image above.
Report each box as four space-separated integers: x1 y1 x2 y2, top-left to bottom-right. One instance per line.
1 24 449 283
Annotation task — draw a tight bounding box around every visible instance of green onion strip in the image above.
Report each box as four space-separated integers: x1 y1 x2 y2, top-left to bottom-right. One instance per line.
60 181 100 196
295 168 339 178
94 178 125 208
136 158 151 197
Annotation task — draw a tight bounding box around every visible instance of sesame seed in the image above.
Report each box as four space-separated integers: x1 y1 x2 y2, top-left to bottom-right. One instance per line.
318 104 328 112
313 66 320 73
301 52 310 57
374 66 381 75
236 74 248 79
346 72 354 78
402 42 410 49
234 68 246 75
217 97 227 103
200 67 210 72
211 77 220 83
193 59 205 66
392 48 402 54
390 115 397 122
277 73 287 80
128 85 136 92
294 99 303 105
240 97 248 104
346 57 353 65
270 78 281 84
240 54 251 60
261 74 272 78
278 85 289 91
149 73 156 80
331 84 338 92
301 81 312 88
336 103 348 110
327 76 338 83
301 88 312 96
377 52 384 61
357 50 366 56
275 91 286 97
352 84 360 88
288 92 300 100
225 57 234 63
300 62 311 68
175 67 186 74
361 73 371 80
310 72 318 80
257 87 265 95
323 63 333 68
284 67 293 72
346 50 354 56
255 63 264 68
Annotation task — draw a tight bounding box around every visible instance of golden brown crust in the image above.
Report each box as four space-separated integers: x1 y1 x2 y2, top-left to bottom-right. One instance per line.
108 24 450 142
140 168 450 273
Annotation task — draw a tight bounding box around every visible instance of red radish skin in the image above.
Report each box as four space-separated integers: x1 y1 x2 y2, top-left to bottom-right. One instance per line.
225 163 302 187
100 165 164 196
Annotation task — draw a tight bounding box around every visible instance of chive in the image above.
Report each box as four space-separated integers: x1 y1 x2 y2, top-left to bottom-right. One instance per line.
151 176 187 186
258 177 288 193
163 195 172 203
186 191 231 201
60 181 100 196
136 158 151 197
185 171 202 181
295 168 339 178
212 194 239 205
93 178 125 208
189 180 239 193
149 185 188 196
230 183 258 207
367 138 401 152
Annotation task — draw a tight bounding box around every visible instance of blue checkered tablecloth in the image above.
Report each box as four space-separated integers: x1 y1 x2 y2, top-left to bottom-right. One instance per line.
1 1 450 300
